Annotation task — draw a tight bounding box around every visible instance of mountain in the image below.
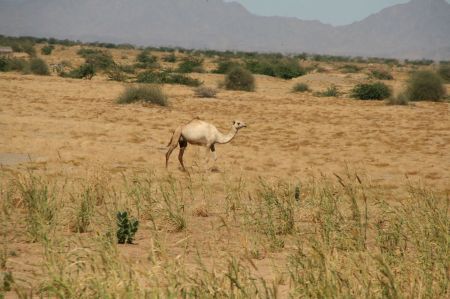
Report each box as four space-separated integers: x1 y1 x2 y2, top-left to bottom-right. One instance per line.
0 0 449 59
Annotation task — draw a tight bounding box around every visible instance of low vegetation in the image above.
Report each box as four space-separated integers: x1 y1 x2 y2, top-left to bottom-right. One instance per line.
385 92 410 106
437 64 450 82
60 63 96 79
224 66 255 91
176 56 204 73
406 71 446 101
370 69 393 80
195 86 218 98
40 45 54 55
245 58 305 79
117 84 168 106
77 48 115 70
136 70 202 86
340 64 362 73
0 171 448 297
351 82 392 100
136 50 159 69
292 82 310 93
314 85 340 97
213 59 242 74
29 58 50 76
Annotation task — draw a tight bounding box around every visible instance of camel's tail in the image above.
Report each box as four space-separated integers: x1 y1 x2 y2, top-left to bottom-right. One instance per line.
167 125 183 148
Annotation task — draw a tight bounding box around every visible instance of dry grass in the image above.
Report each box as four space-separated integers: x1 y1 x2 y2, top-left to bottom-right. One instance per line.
0 44 449 298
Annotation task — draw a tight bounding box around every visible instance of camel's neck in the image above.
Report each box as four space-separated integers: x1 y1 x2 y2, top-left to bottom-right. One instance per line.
216 126 238 144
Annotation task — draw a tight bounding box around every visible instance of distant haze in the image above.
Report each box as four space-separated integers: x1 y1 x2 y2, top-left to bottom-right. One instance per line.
0 0 449 59
226 0 412 25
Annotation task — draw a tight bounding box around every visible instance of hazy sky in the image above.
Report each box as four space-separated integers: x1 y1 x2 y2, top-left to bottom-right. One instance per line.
226 0 412 25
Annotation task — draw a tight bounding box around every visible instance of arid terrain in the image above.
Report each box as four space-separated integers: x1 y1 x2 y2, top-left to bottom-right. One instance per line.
0 45 449 298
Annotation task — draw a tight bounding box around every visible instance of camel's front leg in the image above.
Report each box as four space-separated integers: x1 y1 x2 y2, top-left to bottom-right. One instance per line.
210 144 217 161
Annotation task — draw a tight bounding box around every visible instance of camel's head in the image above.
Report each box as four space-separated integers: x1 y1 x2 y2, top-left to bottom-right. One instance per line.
232 120 247 130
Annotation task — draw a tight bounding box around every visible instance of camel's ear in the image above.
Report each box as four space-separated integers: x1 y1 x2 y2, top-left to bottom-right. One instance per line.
232 120 236 125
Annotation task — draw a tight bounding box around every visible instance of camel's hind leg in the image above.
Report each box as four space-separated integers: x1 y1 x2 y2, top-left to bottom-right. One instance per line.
166 144 178 168
178 138 188 172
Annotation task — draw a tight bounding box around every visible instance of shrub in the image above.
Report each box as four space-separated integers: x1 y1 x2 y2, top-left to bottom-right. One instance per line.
177 56 204 73
224 66 255 91
163 53 177 63
406 71 446 101
29 58 50 75
292 82 310 92
61 63 95 79
117 84 168 106
77 48 115 70
106 66 127 82
351 82 392 100
437 64 450 82
116 211 139 244
0 57 9 71
340 64 361 73
385 93 409 106
136 50 158 68
41 45 54 55
245 58 305 79
213 60 242 74
136 70 202 86
314 85 339 97
370 69 393 80
195 86 218 98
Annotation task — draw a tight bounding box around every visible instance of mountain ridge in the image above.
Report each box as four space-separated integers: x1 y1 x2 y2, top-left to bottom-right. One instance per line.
0 0 449 59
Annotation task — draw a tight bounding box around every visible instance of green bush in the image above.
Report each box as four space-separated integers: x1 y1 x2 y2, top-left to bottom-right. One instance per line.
136 70 202 86
177 56 204 73
29 58 50 75
163 53 177 63
0 57 29 73
340 64 361 73
117 84 168 106
41 45 54 55
77 48 115 70
0 57 9 71
106 66 127 82
314 85 340 97
195 86 218 98
213 60 242 74
351 82 392 100
136 50 158 68
245 58 305 79
437 64 450 83
292 82 310 93
224 66 255 91
116 211 139 244
406 71 446 101
61 63 95 79
370 69 393 80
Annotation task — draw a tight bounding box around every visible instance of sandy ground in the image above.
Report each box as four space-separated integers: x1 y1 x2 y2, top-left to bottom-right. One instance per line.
0 71 449 193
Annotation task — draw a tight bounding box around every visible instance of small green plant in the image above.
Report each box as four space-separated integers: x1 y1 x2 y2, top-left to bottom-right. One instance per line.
41 45 54 55
195 86 217 98
163 53 177 63
116 211 139 244
351 82 392 100
406 71 446 101
224 66 255 91
340 64 361 73
177 56 204 73
292 82 310 93
314 85 339 97
61 63 95 79
117 85 168 106
73 188 95 233
29 58 50 75
136 50 159 69
437 64 450 82
106 65 127 82
370 69 393 80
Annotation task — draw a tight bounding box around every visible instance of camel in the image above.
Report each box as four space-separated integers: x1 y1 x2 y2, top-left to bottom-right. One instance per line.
165 117 247 171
